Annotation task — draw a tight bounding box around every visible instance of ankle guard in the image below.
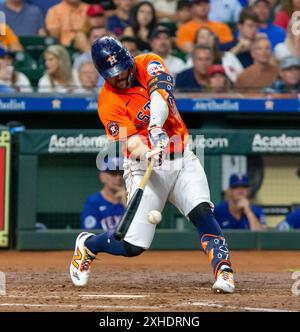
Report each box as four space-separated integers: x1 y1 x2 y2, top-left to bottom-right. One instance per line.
201 234 231 278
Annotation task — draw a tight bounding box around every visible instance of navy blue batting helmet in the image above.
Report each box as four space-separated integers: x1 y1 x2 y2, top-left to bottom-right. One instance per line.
91 36 134 79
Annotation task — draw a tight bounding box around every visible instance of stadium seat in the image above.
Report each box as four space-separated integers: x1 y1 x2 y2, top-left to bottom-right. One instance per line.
19 36 59 61
13 51 38 71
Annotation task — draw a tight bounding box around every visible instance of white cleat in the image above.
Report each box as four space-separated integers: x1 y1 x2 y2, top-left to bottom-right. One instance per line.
70 232 96 287
212 266 235 294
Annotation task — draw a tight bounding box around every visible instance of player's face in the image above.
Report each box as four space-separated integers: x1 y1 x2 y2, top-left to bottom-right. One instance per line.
293 0 300 10
230 186 249 202
106 70 130 89
101 172 124 193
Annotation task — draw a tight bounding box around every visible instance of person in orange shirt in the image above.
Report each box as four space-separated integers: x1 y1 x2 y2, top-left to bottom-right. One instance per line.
45 0 89 47
69 36 235 294
177 0 233 53
0 24 23 52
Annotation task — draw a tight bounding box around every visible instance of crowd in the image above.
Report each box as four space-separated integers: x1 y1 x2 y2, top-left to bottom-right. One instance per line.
0 0 300 93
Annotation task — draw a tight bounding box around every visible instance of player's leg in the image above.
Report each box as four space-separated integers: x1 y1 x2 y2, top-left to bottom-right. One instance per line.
70 160 169 286
168 148 234 293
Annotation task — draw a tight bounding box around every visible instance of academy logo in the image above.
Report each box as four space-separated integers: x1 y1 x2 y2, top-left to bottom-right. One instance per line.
252 133 300 152
147 61 164 76
48 134 107 153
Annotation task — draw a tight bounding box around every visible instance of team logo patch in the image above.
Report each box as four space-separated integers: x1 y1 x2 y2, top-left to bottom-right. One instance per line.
84 216 97 229
107 121 119 137
107 54 118 66
147 61 164 76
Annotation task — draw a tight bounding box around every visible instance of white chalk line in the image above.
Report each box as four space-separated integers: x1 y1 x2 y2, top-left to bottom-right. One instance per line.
188 301 297 312
1 294 148 300
0 303 160 310
79 294 148 299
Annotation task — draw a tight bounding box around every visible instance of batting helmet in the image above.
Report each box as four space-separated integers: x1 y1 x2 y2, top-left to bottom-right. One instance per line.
91 36 134 79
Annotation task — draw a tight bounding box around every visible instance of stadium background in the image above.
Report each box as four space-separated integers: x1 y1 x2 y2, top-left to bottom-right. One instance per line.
0 0 299 313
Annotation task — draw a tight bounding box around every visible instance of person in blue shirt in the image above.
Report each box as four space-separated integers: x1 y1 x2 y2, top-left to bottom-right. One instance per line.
277 208 300 231
81 157 126 231
251 0 285 49
175 44 214 91
214 173 266 230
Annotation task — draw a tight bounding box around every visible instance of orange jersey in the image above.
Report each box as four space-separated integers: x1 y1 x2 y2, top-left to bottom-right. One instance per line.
176 20 233 49
98 53 189 154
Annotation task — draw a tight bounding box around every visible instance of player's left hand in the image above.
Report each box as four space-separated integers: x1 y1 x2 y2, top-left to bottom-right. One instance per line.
147 126 169 167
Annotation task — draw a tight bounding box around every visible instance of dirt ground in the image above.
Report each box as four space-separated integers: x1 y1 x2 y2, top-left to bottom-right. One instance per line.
0 250 299 312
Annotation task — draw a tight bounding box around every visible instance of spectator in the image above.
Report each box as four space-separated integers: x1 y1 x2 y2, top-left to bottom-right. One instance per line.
184 26 222 69
175 44 214 91
214 174 266 230
274 0 300 31
251 0 286 49
149 26 186 77
0 0 45 36
74 5 107 53
177 0 193 28
208 64 231 92
235 34 279 91
81 157 125 231
86 4 106 28
277 207 300 230
209 0 243 24
45 0 89 47
176 0 233 54
0 47 32 92
74 61 99 93
274 19 300 60
0 23 23 51
73 26 108 70
25 0 61 17
147 0 177 21
120 35 139 57
221 8 260 68
38 45 80 93
107 0 132 37
123 1 157 51
267 56 300 92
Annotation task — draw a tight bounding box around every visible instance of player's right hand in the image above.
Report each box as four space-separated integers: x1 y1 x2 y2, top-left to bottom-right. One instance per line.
145 142 166 167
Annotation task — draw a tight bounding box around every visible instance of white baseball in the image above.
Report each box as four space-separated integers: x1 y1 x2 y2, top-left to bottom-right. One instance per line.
147 210 162 225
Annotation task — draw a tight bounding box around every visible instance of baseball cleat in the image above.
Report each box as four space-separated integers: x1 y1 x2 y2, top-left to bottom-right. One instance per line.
212 266 235 294
70 232 96 287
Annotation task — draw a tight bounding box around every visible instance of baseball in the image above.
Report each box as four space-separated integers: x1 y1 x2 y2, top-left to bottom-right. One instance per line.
147 210 162 225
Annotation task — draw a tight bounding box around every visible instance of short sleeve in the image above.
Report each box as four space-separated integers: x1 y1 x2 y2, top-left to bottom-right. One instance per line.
4 25 18 47
98 99 137 141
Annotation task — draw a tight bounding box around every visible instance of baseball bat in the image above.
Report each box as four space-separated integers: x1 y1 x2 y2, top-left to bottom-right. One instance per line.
114 159 155 241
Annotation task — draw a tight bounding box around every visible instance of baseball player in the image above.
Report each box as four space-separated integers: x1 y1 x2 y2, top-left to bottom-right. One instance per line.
70 36 235 293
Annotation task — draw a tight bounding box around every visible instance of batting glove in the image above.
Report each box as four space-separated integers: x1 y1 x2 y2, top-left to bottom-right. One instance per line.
146 126 169 167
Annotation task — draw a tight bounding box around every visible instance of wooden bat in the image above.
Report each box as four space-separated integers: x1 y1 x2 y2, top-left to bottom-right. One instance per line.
114 159 155 241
